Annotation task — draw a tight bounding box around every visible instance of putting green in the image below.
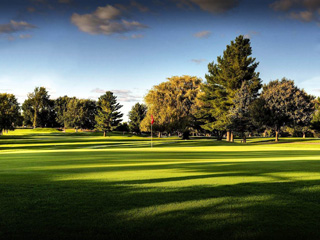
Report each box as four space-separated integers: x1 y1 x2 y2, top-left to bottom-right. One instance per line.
1 129 320 239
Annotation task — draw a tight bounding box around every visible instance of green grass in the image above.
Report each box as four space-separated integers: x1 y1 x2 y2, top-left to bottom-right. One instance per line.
1 129 320 239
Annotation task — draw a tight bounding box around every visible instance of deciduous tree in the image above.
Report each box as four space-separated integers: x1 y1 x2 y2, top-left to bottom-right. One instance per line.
22 87 51 128
141 76 202 139
0 93 20 135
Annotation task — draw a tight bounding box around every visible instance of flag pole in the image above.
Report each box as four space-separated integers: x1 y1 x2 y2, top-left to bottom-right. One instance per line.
151 114 154 148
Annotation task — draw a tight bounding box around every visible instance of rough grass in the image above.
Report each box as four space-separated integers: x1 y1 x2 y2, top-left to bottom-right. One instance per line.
1 129 320 239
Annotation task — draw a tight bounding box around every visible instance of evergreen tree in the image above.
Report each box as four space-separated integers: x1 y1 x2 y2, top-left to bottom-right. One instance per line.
95 91 123 137
200 35 261 140
128 103 147 134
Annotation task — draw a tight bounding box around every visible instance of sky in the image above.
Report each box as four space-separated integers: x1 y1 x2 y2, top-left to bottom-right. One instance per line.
0 0 320 121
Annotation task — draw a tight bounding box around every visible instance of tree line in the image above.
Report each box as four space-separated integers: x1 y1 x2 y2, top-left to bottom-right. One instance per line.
1 35 320 141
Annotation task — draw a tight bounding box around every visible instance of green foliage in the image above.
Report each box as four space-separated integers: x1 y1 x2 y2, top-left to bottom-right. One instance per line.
116 122 130 132
201 35 261 132
0 93 20 133
64 98 97 130
141 76 202 138
261 78 315 137
228 82 253 140
311 98 320 133
55 96 71 128
22 87 53 128
128 103 147 134
95 91 123 135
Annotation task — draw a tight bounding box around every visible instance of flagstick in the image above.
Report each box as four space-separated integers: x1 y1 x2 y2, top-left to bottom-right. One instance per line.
151 123 153 148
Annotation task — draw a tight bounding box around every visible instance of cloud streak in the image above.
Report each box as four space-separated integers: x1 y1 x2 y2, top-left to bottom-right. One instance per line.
91 88 142 102
270 0 320 25
193 30 211 38
71 4 148 35
0 20 37 34
175 0 239 13
191 58 207 64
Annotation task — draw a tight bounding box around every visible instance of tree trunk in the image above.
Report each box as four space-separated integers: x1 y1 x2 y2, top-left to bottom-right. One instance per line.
303 132 306 139
217 131 223 141
226 130 230 142
33 112 37 128
158 132 161 138
275 130 279 142
230 132 234 142
182 130 190 140
243 135 247 144
263 130 267 138
104 131 106 137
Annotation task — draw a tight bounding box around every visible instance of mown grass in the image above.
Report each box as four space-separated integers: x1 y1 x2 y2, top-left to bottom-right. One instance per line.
1 129 320 239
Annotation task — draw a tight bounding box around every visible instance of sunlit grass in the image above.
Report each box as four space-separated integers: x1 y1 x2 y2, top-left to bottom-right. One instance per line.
1 129 320 239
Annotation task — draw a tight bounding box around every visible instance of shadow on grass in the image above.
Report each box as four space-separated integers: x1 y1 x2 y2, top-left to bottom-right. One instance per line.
2 156 320 239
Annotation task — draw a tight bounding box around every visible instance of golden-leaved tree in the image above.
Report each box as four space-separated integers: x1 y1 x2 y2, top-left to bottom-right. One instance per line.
140 75 202 139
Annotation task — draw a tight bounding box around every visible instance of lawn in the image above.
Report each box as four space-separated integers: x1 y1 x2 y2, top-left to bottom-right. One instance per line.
1 129 320 239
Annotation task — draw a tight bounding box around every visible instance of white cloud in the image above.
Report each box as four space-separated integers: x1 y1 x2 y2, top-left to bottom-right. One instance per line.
71 4 148 35
244 31 260 39
131 1 150 12
91 88 143 102
191 59 207 64
193 30 211 38
270 0 320 25
270 0 295 11
19 34 32 39
91 88 105 94
290 10 314 21
131 34 144 39
0 20 37 34
176 0 239 13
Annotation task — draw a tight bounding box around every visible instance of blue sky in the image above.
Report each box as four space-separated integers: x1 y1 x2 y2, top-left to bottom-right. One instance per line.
0 0 320 120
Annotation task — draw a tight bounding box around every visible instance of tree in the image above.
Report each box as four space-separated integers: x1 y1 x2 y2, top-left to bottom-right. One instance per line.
0 93 20 135
128 103 147 134
140 76 202 139
291 89 315 138
228 82 254 143
55 96 71 130
64 97 82 131
200 35 261 140
63 98 97 131
80 99 97 130
22 87 51 128
249 98 271 137
311 98 320 135
261 78 314 142
95 91 123 137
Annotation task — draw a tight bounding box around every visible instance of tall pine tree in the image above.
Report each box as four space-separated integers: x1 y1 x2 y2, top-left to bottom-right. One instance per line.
95 91 123 137
200 35 261 140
